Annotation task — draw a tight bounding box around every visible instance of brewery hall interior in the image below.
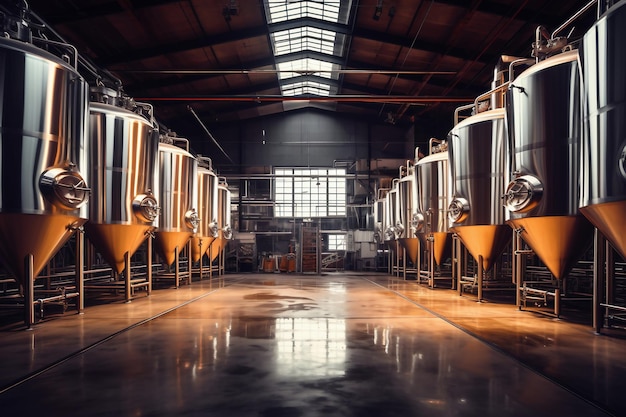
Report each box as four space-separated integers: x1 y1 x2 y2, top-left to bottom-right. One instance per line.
1 1 626 416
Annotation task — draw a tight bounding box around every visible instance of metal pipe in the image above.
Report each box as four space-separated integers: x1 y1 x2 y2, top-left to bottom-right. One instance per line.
24 254 34 329
124 68 457 75
140 95 474 103
593 228 605 333
124 251 131 303
76 228 84 313
174 246 180 289
147 233 153 295
552 0 598 39
477 255 484 302
187 105 235 164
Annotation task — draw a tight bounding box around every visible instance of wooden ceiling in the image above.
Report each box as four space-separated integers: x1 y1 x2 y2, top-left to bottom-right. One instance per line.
21 0 596 140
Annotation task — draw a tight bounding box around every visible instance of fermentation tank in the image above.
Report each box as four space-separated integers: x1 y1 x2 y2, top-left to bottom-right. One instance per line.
448 108 510 272
191 157 219 262
416 144 452 266
153 135 199 266
579 1 626 260
397 155 422 266
85 88 159 273
383 181 400 245
209 179 232 263
373 188 388 245
0 35 90 286
505 49 593 279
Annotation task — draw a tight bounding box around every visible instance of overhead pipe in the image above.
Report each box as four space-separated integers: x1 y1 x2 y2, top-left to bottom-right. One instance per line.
188 105 234 164
140 95 474 103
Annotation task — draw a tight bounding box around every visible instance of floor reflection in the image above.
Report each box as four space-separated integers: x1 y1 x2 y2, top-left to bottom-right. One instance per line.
275 318 346 378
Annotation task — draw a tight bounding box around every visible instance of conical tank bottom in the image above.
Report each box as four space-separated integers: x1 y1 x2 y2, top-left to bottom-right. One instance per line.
398 238 420 264
508 215 593 279
580 200 626 260
154 231 193 266
190 236 217 262
431 232 452 266
451 224 512 272
0 213 85 284
84 223 151 274
209 238 224 262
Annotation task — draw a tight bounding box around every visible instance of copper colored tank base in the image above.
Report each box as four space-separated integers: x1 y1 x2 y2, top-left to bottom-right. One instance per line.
0 213 86 284
451 224 511 272
84 223 152 274
190 236 217 262
580 200 626 261
209 238 224 263
398 237 420 265
508 215 593 279
431 232 452 266
154 231 194 266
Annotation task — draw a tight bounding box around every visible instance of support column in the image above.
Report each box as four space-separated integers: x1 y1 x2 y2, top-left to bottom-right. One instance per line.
477 254 483 302
24 254 35 329
76 228 85 313
187 240 193 285
456 235 462 295
198 239 204 280
124 251 131 303
428 236 435 288
593 228 606 334
174 246 180 289
147 234 153 295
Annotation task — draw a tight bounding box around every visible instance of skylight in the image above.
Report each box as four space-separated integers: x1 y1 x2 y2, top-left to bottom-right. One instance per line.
264 1 352 98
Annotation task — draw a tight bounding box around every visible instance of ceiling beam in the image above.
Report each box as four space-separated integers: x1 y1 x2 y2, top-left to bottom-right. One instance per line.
99 24 269 67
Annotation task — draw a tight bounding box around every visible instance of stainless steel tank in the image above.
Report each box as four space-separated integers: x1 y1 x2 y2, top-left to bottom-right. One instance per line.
579 1 626 260
373 189 387 245
153 136 199 266
505 49 593 278
209 179 232 263
416 143 452 266
85 89 159 273
397 157 421 265
383 181 399 244
448 108 511 272
190 157 219 262
0 36 90 285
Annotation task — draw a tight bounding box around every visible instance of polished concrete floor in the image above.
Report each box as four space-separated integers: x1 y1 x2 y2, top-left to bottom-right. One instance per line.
0 272 624 416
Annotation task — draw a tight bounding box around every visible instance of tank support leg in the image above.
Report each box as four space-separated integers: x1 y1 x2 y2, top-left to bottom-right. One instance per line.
198 239 204 280
147 235 152 296
428 240 435 288
455 235 462 294
24 254 35 329
124 251 131 303
477 255 484 302
593 229 606 334
187 241 193 285
174 246 180 288
209 244 214 281
76 228 84 313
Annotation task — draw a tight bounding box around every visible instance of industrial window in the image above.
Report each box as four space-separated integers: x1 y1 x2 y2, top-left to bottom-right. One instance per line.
326 234 346 251
275 168 346 218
